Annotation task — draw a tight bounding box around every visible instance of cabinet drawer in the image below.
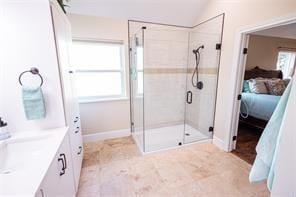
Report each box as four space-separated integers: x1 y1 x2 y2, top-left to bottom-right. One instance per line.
36 133 75 196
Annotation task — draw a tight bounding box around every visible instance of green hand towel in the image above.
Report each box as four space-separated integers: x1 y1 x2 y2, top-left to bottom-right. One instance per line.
22 86 46 120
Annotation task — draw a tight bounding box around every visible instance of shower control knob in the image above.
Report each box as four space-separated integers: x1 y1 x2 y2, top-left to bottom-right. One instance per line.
197 81 203 90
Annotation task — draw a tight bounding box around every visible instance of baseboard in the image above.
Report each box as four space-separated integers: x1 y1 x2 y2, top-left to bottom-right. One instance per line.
83 128 131 142
213 135 228 151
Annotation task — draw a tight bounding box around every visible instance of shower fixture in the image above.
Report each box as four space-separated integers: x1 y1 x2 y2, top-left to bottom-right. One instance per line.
191 45 204 89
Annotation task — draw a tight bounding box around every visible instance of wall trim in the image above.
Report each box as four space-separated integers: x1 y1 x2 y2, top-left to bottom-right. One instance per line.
213 135 228 151
83 128 131 142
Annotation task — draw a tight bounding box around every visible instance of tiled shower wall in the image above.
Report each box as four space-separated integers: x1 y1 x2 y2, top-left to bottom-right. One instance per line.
142 23 190 129
185 16 223 136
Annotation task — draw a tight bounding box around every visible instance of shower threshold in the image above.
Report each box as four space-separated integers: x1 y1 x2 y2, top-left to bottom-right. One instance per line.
132 124 212 154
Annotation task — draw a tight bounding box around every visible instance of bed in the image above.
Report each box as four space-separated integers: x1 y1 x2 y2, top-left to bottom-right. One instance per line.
239 67 283 128
240 92 281 121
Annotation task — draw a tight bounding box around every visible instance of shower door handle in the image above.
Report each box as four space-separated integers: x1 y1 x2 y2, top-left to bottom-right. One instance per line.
186 91 192 104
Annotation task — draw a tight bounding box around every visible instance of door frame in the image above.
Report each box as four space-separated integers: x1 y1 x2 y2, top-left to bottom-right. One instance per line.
227 13 296 151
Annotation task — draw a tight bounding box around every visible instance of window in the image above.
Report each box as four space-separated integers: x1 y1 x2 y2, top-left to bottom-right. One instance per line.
276 51 296 79
71 40 126 101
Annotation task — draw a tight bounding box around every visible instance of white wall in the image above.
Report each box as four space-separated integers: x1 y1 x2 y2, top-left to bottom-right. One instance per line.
67 14 130 135
194 0 296 148
271 76 296 197
1 0 66 132
246 35 296 70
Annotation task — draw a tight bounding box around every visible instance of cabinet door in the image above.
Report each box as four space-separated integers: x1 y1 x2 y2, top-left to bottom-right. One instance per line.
36 157 59 197
50 2 83 191
50 2 75 124
37 133 75 197
67 69 83 190
56 134 76 195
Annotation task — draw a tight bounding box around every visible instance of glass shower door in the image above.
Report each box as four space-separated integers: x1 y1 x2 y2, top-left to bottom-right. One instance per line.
184 15 224 144
130 26 145 152
142 24 189 152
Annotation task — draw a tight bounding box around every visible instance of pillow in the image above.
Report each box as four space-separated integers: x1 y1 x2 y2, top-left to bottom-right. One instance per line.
242 80 250 92
248 78 268 94
265 79 286 96
284 78 290 87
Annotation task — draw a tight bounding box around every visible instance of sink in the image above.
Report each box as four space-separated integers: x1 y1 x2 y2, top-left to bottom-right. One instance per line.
0 127 68 196
0 133 53 175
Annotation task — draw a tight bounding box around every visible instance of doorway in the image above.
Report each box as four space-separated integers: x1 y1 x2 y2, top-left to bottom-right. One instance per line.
229 20 296 164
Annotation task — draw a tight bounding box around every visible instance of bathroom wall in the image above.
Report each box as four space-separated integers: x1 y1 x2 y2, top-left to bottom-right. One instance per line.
246 35 296 70
194 0 296 150
144 24 189 129
67 14 131 135
1 0 66 132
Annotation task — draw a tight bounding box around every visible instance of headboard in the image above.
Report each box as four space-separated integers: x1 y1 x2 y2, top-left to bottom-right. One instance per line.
244 66 283 80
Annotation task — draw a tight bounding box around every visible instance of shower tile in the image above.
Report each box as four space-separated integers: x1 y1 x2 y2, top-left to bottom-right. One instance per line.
144 73 186 128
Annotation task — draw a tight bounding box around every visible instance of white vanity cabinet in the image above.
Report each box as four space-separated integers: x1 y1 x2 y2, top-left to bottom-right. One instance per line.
36 133 76 197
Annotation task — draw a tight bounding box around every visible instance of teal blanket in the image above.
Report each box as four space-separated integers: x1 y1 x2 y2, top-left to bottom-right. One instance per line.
22 86 46 120
249 81 292 190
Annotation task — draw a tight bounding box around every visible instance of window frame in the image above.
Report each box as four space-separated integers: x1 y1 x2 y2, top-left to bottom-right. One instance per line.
276 50 296 79
72 39 127 102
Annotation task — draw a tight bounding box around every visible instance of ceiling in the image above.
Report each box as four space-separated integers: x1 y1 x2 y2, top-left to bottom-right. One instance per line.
67 0 208 27
253 23 296 40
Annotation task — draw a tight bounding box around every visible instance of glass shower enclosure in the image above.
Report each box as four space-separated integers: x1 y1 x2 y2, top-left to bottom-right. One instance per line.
129 15 224 153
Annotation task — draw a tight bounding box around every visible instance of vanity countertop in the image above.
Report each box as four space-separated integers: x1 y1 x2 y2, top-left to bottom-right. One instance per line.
0 127 69 196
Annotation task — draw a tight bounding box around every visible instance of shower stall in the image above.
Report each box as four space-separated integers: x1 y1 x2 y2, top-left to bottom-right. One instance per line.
129 15 224 153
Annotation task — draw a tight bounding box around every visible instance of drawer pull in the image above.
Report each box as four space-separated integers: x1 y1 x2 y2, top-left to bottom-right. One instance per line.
58 153 67 176
58 156 65 176
74 117 79 123
77 146 82 155
75 126 80 134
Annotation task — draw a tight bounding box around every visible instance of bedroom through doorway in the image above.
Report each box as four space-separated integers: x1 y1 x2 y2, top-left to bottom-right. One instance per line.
231 23 296 164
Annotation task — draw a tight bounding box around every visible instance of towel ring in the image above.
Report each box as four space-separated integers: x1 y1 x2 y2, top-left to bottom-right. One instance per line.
19 67 43 87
